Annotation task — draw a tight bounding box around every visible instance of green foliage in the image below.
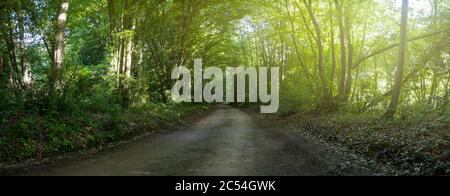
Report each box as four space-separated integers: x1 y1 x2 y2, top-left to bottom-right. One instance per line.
0 58 206 163
0 96 206 162
279 73 316 114
0 0 449 175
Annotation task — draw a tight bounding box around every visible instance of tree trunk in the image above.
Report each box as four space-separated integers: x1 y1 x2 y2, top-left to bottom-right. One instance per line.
329 0 337 90
335 0 347 100
0 54 4 79
116 0 136 107
117 0 127 105
108 0 116 39
428 0 441 106
344 13 353 102
108 0 122 85
42 36 55 65
385 0 409 118
277 21 287 85
303 0 332 102
442 72 450 113
5 16 23 88
122 19 135 107
298 6 318 78
329 0 337 91
51 0 70 90
18 9 32 87
351 19 367 104
239 33 249 67
429 70 439 105
125 18 135 78
284 0 310 78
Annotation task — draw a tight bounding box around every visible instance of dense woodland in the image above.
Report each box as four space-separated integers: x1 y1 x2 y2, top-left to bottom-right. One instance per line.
0 0 449 175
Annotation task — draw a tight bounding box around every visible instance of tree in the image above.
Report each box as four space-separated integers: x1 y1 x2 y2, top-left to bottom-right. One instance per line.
0 54 3 79
443 72 450 113
4 13 23 88
18 3 31 87
329 0 337 89
302 0 332 103
51 0 70 90
284 0 310 79
335 0 347 101
343 6 353 102
0 0 448 118
108 0 137 106
385 0 409 118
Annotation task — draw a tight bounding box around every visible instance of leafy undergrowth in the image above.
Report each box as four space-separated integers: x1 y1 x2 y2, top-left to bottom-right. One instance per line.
0 103 206 165
275 112 450 176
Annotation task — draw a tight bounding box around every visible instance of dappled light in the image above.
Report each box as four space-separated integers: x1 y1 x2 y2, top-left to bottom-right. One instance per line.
0 0 448 177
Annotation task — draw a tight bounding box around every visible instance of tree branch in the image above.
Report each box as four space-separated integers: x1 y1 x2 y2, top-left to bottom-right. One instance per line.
361 67 421 111
353 30 448 69
42 35 54 65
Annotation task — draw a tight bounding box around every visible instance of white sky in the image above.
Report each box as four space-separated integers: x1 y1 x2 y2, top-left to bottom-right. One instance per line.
394 0 433 16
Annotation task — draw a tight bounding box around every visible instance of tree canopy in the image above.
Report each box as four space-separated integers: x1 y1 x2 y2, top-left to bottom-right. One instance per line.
0 0 449 175
1 0 449 116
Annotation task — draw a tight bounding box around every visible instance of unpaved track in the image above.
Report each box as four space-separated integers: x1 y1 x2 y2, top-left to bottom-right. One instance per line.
9 105 366 176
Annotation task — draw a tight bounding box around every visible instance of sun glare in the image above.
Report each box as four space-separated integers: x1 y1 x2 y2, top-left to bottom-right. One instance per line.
397 0 433 16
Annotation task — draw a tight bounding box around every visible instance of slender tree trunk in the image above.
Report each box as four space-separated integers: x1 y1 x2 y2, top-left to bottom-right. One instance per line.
256 30 268 67
108 0 116 39
5 17 22 88
51 0 70 90
351 65 360 104
420 70 426 101
239 33 249 67
335 0 347 100
117 0 136 107
42 36 54 65
277 20 288 84
18 9 31 87
385 0 409 118
442 72 450 113
373 58 379 92
108 0 119 74
0 54 4 79
125 19 135 78
117 0 127 105
254 36 261 68
351 19 367 104
298 6 318 77
122 19 135 106
428 0 441 106
284 0 310 78
344 13 353 102
429 71 439 105
303 0 332 102
108 0 122 86
329 0 337 90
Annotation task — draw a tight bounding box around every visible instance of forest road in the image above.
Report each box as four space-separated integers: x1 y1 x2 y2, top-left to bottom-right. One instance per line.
11 105 366 176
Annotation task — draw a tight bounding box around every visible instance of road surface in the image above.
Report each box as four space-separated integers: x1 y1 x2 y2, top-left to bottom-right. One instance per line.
9 105 366 176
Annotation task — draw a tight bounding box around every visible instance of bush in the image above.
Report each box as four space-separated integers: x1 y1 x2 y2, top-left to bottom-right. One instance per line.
0 93 205 163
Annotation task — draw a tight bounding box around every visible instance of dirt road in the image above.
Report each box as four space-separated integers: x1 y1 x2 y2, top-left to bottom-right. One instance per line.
10 105 368 176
